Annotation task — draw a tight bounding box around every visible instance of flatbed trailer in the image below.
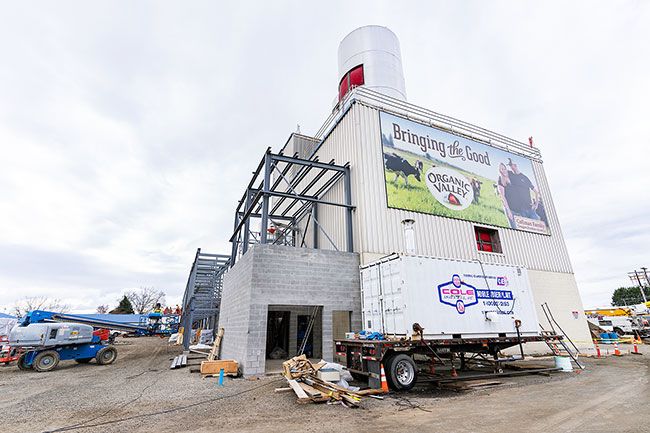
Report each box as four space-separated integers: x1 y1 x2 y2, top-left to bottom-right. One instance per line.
336 334 554 391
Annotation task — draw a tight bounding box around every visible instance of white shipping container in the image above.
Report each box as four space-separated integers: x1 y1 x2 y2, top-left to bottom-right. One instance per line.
361 254 540 339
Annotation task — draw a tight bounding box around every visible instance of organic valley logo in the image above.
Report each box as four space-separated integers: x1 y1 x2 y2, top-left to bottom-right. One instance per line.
425 167 474 210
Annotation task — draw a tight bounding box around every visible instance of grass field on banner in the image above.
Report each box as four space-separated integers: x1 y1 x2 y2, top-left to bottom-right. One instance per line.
383 147 510 227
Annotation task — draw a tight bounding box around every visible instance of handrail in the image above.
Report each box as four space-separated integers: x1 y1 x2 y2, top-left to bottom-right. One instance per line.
314 86 542 162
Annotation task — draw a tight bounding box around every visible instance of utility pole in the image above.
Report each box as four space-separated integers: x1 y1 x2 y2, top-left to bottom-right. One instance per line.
641 267 650 303
632 269 648 304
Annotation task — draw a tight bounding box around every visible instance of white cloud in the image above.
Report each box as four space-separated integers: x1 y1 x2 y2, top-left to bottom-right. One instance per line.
0 1 648 314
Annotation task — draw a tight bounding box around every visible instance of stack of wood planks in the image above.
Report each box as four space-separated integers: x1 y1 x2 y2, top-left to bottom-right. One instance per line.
207 328 224 361
279 355 384 408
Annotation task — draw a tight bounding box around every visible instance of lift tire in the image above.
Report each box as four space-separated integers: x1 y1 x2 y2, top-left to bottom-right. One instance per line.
17 354 31 370
614 328 625 337
75 358 93 364
385 354 417 391
33 350 60 372
96 346 118 365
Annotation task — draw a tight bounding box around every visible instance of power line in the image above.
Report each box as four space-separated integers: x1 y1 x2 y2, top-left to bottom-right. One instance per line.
43 378 283 433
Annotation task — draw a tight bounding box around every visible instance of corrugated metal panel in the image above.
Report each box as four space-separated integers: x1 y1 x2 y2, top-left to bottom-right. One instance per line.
310 102 574 274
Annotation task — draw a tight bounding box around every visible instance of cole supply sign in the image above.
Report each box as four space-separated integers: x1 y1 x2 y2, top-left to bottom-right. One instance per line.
437 274 515 315
380 111 550 234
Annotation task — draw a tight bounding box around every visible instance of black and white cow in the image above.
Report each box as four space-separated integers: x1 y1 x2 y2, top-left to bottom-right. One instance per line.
384 153 423 186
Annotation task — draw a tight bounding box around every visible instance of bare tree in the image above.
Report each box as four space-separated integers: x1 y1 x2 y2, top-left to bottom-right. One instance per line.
96 305 109 314
125 287 166 314
13 296 70 318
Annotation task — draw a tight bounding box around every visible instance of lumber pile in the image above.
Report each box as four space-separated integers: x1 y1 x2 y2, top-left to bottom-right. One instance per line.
281 355 384 408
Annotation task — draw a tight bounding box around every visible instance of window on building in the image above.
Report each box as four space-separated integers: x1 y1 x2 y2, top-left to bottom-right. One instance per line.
338 64 364 101
475 226 502 253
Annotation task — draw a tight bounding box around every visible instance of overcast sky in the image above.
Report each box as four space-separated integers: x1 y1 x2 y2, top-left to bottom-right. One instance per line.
0 1 648 314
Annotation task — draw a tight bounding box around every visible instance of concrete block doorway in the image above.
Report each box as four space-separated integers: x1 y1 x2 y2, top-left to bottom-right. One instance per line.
265 305 323 373
266 310 290 359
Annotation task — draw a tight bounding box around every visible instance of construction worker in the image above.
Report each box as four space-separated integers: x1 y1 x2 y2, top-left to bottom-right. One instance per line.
174 305 182 315
147 303 163 332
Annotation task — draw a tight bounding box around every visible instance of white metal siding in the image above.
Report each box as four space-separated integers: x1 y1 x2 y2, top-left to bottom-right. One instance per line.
311 102 574 274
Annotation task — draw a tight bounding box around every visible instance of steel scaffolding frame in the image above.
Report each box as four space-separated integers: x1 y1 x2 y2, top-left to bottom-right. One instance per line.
229 149 354 266
180 248 230 351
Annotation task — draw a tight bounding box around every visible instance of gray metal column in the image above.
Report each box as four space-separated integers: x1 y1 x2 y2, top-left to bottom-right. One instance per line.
312 203 318 249
242 189 253 254
230 211 239 266
343 165 353 252
260 153 272 244
182 298 194 351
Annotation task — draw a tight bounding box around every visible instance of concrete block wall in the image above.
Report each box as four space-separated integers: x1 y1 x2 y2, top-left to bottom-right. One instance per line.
218 244 361 376
217 247 254 368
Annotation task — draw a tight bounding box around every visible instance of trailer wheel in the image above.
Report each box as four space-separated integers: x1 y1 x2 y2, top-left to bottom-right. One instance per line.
385 354 417 391
33 350 60 372
17 354 31 370
75 358 93 364
614 328 624 337
96 346 118 365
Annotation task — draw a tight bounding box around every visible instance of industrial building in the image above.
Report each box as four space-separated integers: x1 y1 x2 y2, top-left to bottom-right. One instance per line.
217 25 593 375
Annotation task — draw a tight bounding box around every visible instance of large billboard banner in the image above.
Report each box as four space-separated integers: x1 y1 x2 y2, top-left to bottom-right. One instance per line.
380 111 549 234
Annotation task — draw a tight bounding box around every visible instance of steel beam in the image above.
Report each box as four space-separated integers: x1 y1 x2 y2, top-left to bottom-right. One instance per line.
271 153 347 172
260 152 272 244
344 164 353 252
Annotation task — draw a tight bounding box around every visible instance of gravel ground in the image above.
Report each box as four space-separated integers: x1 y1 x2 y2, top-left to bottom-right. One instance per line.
1 338 648 433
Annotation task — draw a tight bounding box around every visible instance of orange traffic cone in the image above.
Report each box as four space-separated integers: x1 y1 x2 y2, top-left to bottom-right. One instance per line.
632 341 642 355
380 364 389 393
594 340 601 358
614 341 622 356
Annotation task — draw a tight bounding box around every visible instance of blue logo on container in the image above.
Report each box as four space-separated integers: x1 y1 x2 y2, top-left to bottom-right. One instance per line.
438 275 514 314
437 274 478 314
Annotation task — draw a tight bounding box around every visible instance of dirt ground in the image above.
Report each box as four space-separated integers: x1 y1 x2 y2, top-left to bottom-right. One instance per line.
1 338 648 433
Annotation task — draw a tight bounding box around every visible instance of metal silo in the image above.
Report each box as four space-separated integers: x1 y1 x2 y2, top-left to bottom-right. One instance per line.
337 25 407 102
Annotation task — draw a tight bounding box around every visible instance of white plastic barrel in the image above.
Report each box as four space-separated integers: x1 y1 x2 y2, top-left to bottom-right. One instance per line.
554 356 573 372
